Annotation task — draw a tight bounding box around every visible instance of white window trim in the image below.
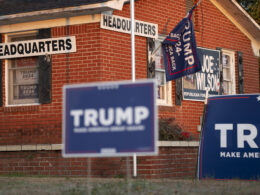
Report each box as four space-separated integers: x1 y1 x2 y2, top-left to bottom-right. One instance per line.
222 49 236 95
5 31 40 107
157 80 172 106
155 35 172 106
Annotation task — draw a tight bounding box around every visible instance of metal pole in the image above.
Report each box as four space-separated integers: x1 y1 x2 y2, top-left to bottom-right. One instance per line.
130 0 137 178
87 158 92 195
133 153 137 177
131 0 135 82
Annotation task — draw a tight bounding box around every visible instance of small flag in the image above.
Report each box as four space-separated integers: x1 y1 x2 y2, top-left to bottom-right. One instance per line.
162 7 201 81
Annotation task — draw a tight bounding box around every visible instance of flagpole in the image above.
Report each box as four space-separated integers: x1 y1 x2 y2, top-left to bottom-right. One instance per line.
196 0 202 6
130 0 137 178
131 0 135 82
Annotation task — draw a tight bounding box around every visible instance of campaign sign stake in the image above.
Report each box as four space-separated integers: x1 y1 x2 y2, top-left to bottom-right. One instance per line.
62 80 157 157
198 94 260 180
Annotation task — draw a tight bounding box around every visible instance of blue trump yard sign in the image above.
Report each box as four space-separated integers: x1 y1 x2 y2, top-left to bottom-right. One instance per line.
62 80 157 157
198 94 260 180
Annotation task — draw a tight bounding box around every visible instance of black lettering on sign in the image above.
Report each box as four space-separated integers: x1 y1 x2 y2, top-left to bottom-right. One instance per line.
148 25 152 35
152 26 156 36
144 24 148 34
112 17 117 28
52 40 58 51
17 44 24 55
38 41 45 52
122 19 126 30
66 38 72 50
108 16 112 27
103 15 108 26
116 18 121 29
139 23 144 33
25 43 31 54
4 45 10 55
59 39 65 50
10 44 16 55
45 41 51 52
127 20 130 31
32 42 38 53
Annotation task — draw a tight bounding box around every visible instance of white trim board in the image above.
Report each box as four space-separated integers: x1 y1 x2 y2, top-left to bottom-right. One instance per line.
0 141 199 152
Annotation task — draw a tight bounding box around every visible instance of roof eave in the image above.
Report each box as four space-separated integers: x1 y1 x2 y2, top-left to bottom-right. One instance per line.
0 0 128 25
211 0 260 56
230 0 260 42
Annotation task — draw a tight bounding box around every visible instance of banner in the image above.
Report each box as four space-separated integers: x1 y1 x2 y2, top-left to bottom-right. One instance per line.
183 48 220 101
198 94 260 180
162 10 201 81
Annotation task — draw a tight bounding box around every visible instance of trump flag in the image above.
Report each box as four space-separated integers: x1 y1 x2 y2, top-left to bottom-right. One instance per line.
162 8 201 81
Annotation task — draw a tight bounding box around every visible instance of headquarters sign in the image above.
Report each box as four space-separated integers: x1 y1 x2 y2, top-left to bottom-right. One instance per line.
0 36 76 59
101 14 158 39
63 80 157 157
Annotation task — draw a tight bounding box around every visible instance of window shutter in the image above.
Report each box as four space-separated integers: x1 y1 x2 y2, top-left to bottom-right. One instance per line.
0 33 2 107
147 38 155 78
216 47 223 95
237 51 244 94
175 78 182 105
37 29 52 104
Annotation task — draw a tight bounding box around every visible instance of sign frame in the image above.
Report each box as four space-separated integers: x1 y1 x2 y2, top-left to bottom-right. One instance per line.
0 36 76 59
62 79 158 158
101 14 158 39
198 94 260 180
183 47 220 101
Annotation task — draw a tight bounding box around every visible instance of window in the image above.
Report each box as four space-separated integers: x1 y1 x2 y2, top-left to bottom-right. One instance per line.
222 49 235 95
6 32 39 105
148 36 172 106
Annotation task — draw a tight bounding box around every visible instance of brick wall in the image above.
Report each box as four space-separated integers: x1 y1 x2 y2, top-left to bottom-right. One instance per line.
106 0 260 134
0 0 259 145
0 146 198 179
0 0 259 178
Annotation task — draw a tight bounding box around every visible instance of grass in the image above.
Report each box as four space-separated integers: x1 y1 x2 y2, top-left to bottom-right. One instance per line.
0 177 260 195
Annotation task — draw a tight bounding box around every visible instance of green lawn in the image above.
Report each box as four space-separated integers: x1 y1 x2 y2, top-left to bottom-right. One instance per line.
0 177 260 195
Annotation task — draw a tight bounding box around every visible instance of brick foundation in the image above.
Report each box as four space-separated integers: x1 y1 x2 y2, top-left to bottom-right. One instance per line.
0 145 198 179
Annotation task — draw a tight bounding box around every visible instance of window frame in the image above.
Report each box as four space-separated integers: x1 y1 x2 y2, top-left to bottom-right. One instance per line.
5 31 40 107
221 49 236 95
150 35 172 106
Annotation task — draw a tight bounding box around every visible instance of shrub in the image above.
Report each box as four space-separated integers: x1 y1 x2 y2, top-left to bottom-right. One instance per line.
159 118 195 141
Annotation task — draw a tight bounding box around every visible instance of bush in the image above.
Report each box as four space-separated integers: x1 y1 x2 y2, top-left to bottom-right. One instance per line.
159 118 195 141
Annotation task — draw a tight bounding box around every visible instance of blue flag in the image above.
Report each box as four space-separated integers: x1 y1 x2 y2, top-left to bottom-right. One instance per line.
162 8 201 81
